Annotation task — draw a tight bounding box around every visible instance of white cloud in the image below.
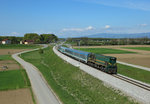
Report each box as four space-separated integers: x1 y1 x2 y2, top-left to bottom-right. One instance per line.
85 26 94 30
62 26 94 32
139 24 148 27
62 28 83 32
11 32 19 35
9 32 21 36
33 30 54 34
104 25 111 29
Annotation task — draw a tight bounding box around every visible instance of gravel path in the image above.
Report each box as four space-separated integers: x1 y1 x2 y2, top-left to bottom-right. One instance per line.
117 61 150 72
53 46 150 104
12 45 61 104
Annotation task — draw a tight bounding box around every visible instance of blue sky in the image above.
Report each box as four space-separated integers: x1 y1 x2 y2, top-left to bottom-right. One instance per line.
0 0 150 37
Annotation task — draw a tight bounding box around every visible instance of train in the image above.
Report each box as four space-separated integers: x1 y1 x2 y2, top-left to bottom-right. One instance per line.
57 46 117 74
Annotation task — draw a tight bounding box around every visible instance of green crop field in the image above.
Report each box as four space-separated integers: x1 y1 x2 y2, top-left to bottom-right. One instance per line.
122 47 150 51
21 47 136 104
0 69 30 90
0 55 13 61
0 44 40 49
75 48 135 54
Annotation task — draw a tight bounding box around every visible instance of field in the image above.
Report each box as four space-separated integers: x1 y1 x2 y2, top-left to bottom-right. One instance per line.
122 47 150 51
0 54 20 71
0 70 30 90
0 88 33 104
0 44 40 49
75 48 135 54
21 46 137 104
0 45 35 104
0 69 34 104
74 45 150 68
0 55 13 60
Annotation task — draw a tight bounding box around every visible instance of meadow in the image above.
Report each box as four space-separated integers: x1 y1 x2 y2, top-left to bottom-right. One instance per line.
0 44 40 49
21 47 136 104
122 47 150 51
75 48 135 54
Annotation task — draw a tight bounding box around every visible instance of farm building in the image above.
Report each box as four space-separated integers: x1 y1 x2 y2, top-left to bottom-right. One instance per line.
20 40 34 44
2 39 11 44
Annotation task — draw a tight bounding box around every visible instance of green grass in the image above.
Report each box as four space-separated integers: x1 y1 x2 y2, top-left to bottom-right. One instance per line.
0 55 13 61
21 47 136 104
118 64 150 84
0 44 40 49
75 48 135 54
122 47 150 51
0 69 30 90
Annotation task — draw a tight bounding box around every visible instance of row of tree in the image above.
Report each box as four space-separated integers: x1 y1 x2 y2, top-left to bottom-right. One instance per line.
66 37 150 46
24 33 58 44
0 33 58 44
0 36 23 44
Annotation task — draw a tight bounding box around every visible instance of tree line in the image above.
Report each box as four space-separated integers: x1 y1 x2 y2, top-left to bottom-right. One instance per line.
0 36 23 44
66 37 150 46
0 33 58 44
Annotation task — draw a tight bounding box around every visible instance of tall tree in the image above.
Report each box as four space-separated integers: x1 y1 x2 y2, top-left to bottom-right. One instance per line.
40 34 58 43
24 33 40 43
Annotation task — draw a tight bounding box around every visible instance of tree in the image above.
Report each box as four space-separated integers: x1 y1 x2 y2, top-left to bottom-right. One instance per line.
24 33 40 43
40 34 58 43
0 36 23 44
80 37 89 46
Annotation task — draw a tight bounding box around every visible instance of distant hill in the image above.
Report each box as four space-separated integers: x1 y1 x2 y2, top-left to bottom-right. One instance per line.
84 33 150 38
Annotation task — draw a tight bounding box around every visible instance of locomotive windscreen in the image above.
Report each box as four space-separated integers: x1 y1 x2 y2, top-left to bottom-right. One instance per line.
110 58 116 64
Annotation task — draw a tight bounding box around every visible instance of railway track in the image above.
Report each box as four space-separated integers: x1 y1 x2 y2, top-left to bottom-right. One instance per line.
113 74 150 91
56 46 150 92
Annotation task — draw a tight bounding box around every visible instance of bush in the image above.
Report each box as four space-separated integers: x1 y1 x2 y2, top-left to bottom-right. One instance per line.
39 48 44 54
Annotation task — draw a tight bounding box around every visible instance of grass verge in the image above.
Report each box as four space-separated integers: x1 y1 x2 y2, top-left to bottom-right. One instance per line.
0 44 40 49
21 46 136 104
75 48 135 54
118 64 150 84
122 47 150 51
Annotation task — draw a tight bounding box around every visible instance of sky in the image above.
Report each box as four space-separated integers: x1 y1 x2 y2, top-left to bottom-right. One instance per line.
0 0 150 37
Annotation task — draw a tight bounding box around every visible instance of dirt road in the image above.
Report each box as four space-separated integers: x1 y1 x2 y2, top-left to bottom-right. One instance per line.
12 45 61 104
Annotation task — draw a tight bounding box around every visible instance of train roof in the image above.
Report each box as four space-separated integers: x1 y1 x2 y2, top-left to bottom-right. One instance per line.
60 46 117 59
61 46 91 56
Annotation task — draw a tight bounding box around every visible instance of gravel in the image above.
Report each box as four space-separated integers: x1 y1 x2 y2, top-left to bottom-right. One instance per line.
53 46 150 104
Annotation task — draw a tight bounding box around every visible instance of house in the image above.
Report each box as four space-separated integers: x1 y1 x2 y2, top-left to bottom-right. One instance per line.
2 39 11 44
20 40 34 44
20 41 23 44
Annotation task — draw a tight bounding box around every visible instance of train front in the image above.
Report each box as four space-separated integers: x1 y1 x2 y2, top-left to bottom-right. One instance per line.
107 57 117 74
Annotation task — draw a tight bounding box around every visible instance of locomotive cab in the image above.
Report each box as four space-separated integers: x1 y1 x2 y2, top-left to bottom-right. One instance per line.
107 57 117 74
110 57 116 64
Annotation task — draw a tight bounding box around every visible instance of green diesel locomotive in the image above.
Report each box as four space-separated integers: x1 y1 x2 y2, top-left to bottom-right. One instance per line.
58 46 117 74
